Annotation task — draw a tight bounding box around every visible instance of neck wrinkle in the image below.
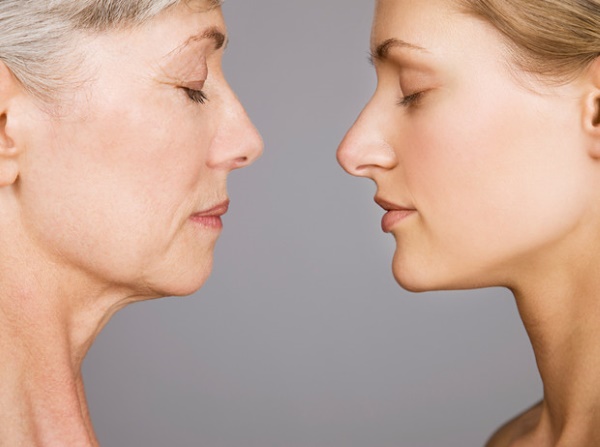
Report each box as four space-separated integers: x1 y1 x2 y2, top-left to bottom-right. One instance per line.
0 302 97 447
0 254 134 447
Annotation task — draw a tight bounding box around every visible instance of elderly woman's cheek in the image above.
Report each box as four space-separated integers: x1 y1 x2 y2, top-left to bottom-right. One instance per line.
17 125 205 296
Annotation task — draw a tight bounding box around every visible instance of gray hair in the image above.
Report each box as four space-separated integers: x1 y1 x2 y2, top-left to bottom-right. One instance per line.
0 0 221 104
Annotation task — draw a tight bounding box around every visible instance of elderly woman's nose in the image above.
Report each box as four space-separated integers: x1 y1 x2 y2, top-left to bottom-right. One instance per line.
208 93 263 171
337 101 397 178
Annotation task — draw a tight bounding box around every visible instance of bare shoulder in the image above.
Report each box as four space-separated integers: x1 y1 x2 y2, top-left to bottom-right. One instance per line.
485 401 543 447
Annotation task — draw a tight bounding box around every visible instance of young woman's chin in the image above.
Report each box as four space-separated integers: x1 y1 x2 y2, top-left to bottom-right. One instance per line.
391 263 450 294
391 250 442 293
390 249 500 293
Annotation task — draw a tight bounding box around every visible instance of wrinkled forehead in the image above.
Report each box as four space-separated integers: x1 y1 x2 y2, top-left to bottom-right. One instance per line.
185 0 223 11
151 0 226 46
164 2 227 53
78 0 227 78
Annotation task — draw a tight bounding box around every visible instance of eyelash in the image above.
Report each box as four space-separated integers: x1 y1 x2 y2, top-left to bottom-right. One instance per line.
183 87 208 105
398 91 424 108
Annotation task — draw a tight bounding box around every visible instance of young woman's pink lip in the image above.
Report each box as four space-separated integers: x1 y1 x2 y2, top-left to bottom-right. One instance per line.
375 197 417 233
381 209 417 233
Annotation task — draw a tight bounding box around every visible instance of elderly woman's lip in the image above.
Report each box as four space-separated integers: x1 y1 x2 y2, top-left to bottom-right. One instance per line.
190 200 229 230
191 199 230 217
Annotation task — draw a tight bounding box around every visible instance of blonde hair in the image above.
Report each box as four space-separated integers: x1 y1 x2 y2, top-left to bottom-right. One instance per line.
459 0 600 82
0 0 222 103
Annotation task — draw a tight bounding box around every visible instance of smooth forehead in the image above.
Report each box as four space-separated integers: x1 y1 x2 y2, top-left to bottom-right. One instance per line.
370 0 499 60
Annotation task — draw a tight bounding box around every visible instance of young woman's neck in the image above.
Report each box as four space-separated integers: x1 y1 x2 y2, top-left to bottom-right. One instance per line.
512 250 600 446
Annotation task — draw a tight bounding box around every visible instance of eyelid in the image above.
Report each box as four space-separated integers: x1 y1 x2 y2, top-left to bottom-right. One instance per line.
398 72 438 105
398 91 424 107
182 79 206 90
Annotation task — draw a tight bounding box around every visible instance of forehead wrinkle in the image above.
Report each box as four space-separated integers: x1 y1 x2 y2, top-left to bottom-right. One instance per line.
186 0 223 11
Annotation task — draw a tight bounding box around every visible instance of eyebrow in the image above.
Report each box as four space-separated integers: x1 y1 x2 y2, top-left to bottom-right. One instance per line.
174 26 228 55
369 38 428 64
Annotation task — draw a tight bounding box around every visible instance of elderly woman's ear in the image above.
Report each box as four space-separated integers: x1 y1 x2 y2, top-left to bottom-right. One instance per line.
0 62 22 187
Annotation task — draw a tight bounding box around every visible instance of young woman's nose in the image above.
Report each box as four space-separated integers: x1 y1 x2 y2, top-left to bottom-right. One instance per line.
337 99 397 178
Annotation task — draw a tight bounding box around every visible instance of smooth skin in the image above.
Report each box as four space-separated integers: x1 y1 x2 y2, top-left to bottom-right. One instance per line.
338 0 600 445
0 1 262 445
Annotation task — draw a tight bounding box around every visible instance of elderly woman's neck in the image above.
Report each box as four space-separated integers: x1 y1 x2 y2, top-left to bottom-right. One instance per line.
0 263 131 446
0 326 97 446
512 260 600 446
0 301 98 446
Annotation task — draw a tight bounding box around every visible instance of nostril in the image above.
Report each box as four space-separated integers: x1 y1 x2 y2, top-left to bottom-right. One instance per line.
354 164 373 173
234 156 249 168
349 165 369 177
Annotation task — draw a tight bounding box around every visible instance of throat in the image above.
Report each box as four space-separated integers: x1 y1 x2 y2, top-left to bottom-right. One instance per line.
511 279 600 445
0 313 98 447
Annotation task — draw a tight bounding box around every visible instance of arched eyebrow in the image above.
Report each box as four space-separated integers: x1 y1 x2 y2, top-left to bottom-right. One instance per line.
179 26 228 52
369 38 428 64
160 26 227 70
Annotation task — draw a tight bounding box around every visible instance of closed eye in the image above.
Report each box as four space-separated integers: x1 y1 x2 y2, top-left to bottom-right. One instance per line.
182 87 208 104
398 91 424 107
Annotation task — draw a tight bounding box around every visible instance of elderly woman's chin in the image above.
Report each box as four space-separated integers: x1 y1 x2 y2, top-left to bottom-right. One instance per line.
154 260 215 299
139 244 218 299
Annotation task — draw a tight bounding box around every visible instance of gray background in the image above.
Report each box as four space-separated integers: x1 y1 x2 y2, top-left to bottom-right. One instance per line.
83 1 542 446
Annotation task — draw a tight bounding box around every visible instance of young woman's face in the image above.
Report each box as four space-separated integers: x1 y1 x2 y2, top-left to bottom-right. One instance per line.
16 1 263 297
337 0 595 291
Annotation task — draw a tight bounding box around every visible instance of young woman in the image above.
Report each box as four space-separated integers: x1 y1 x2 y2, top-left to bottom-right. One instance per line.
0 1 262 445
338 0 600 445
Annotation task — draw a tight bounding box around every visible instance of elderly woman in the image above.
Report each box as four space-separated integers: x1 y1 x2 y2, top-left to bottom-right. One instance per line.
338 0 600 445
0 0 262 445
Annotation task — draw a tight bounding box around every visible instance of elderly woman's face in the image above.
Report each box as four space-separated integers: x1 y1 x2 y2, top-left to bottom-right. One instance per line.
338 0 593 291
17 2 262 297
